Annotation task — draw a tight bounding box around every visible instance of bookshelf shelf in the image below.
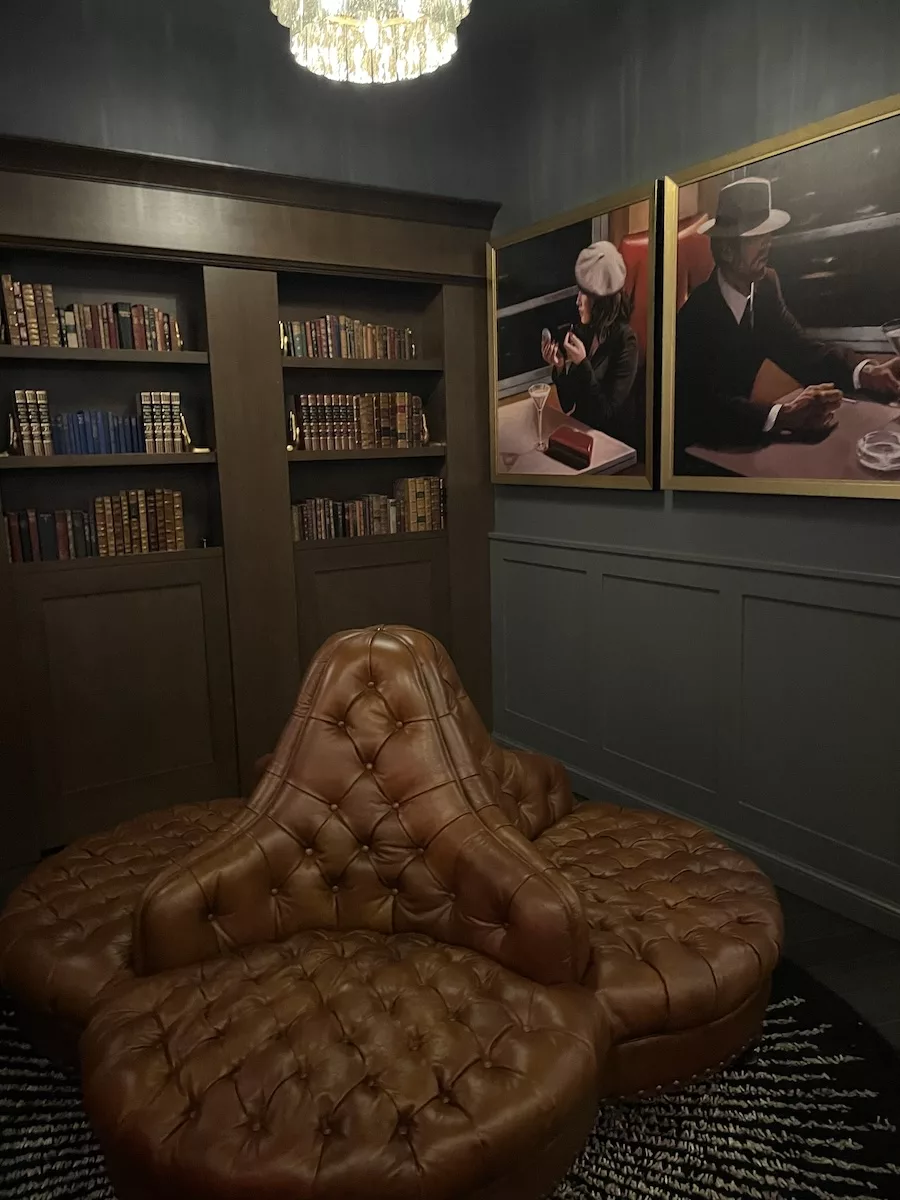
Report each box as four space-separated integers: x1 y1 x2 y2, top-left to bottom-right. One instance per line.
294 531 447 552
0 346 209 365
287 446 445 463
0 453 217 470
282 357 442 373
12 547 223 572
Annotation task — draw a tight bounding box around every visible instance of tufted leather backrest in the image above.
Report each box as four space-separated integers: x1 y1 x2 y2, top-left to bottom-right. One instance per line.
134 627 590 986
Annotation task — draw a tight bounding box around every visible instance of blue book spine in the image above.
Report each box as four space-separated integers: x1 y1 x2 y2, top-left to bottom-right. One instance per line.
123 416 133 453
51 415 64 455
75 412 87 455
64 413 75 454
98 413 109 455
130 416 140 453
110 416 120 454
89 411 101 454
105 413 115 455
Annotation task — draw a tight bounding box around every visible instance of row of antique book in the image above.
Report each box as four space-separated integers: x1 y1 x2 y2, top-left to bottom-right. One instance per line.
280 315 416 361
287 392 427 451
10 390 192 456
1 275 184 351
4 489 187 563
292 476 445 542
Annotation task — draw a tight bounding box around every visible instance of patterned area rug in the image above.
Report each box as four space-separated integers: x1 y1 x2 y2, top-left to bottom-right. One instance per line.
1 961 898 1200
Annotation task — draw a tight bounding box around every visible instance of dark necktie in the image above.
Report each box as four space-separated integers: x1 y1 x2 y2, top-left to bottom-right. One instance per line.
740 296 754 330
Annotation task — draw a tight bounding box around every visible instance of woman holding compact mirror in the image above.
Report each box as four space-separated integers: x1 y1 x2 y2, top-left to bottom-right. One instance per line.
541 240 640 447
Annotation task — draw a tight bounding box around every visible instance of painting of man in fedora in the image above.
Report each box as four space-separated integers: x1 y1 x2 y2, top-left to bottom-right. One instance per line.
674 175 900 457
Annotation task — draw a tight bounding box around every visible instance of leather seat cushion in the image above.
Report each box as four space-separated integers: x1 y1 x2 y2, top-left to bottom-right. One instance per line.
81 930 603 1200
0 800 243 1031
535 803 783 1048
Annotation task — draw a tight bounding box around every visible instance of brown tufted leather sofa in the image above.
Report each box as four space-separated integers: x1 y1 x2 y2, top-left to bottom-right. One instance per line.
0 626 782 1200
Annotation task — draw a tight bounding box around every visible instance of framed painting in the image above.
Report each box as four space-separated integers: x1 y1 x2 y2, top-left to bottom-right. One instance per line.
489 182 658 489
661 94 900 499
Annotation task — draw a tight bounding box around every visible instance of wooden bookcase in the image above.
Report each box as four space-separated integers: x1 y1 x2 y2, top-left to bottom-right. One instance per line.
0 137 496 891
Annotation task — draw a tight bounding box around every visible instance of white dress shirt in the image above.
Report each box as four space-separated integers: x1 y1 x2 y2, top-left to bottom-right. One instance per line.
716 270 868 433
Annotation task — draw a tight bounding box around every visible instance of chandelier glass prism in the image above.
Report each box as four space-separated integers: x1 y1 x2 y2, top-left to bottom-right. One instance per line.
270 0 472 85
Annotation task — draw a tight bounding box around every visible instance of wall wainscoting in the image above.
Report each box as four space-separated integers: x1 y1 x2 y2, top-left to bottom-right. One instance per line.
491 532 900 939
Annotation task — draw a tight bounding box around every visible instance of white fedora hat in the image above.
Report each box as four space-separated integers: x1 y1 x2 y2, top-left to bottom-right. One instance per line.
698 177 791 237
574 241 627 297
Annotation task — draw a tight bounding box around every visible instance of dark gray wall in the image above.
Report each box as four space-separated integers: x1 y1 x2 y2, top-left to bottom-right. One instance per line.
0 0 531 201
492 0 900 935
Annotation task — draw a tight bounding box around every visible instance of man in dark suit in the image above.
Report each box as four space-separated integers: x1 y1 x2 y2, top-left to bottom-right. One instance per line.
675 177 900 452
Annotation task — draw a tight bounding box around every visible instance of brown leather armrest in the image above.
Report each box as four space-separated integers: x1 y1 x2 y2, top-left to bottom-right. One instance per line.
134 628 589 986
488 746 575 840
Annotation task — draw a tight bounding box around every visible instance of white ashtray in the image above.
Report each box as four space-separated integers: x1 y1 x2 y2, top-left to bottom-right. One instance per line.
856 428 900 473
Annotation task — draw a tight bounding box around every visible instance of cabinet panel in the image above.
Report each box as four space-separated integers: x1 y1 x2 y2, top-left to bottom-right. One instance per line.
13 553 237 848
294 536 450 670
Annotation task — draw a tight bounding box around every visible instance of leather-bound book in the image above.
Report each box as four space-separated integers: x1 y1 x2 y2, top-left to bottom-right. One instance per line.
147 490 159 553
39 512 59 560
41 285 61 346
72 511 88 558
104 496 117 555
18 513 34 562
546 426 593 470
33 285 49 345
137 489 150 554
5 512 22 562
116 304 134 349
1 275 20 344
21 283 41 346
94 498 108 557
12 281 29 345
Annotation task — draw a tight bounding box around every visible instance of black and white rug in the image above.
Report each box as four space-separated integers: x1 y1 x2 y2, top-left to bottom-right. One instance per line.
1 962 898 1200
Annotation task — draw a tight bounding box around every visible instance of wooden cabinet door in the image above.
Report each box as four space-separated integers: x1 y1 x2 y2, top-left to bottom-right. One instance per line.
293 534 451 670
13 551 238 849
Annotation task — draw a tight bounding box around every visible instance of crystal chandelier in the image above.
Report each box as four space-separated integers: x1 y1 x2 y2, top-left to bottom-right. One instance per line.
270 0 471 85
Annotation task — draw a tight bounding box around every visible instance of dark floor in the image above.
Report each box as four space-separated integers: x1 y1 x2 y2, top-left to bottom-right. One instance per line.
779 888 900 1051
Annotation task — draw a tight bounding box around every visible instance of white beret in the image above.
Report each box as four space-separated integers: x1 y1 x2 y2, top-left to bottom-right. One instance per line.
574 241 627 297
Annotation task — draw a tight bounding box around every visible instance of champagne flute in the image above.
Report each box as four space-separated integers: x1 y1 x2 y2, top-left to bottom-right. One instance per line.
529 383 551 452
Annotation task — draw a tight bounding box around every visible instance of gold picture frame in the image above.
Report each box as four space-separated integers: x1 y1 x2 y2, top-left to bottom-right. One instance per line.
489 181 658 489
661 93 900 499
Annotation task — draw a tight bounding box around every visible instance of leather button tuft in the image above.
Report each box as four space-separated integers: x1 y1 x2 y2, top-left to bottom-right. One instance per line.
365 763 374 771
249 1120 261 1133
270 887 278 897
367 681 376 688
330 804 339 812
361 844 370 853
391 888 399 896
392 803 400 811
305 848 315 857
207 912 215 922
395 721 403 730
337 720 346 728
483 1059 493 1069
331 885 340 894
